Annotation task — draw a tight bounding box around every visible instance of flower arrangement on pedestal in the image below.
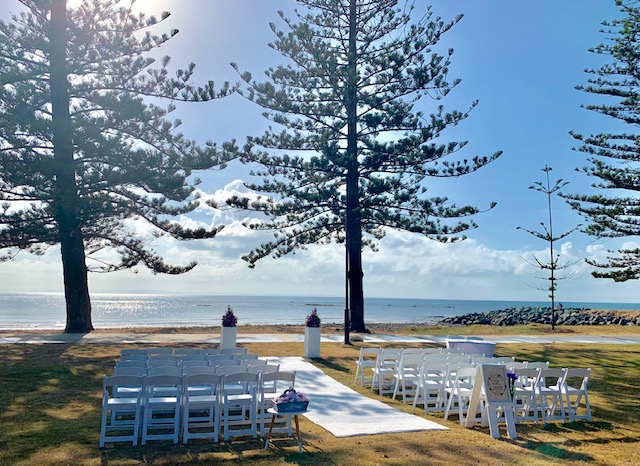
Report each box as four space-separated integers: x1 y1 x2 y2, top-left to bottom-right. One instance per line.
221 306 237 327
305 308 321 328
220 306 238 349
304 308 321 357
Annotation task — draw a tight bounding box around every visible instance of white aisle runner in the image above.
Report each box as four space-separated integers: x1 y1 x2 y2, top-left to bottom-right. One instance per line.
268 356 448 437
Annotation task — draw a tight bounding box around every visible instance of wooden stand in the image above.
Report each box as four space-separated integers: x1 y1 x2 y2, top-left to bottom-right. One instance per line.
264 407 308 453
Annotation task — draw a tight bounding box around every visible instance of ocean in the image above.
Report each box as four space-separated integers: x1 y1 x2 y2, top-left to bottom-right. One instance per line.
0 292 638 331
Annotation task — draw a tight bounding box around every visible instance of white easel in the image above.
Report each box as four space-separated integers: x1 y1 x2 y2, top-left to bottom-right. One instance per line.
464 364 517 439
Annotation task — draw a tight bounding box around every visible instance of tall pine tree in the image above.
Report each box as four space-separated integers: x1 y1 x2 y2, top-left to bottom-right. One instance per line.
0 0 233 332
566 0 640 282
229 0 500 332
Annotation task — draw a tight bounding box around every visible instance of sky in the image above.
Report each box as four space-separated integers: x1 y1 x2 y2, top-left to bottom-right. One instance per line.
0 0 638 304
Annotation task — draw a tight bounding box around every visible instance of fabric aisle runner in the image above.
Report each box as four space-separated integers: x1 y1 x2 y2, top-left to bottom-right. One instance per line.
267 356 448 437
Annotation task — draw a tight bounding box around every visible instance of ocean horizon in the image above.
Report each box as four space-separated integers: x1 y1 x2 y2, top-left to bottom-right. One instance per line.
0 292 638 331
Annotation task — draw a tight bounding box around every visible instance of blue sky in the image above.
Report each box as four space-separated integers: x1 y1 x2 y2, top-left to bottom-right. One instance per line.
1 0 638 304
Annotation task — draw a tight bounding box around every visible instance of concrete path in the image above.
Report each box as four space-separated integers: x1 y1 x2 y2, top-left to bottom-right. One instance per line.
1 331 639 345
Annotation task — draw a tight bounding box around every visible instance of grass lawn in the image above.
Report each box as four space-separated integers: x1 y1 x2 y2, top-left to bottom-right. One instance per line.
0 327 639 465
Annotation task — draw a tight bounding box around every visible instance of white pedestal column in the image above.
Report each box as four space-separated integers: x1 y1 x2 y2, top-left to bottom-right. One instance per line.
220 326 237 349
304 326 321 358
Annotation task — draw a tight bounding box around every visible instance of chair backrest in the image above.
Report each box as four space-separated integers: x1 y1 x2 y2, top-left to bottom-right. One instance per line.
104 375 144 398
208 354 235 364
492 356 516 364
233 353 259 361
182 365 217 376
216 364 248 375
562 367 591 390
146 347 174 355
178 359 209 369
144 375 183 397
179 354 208 362
472 356 494 365
526 361 550 370
398 353 424 371
376 348 402 369
420 361 449 383
115 359 147 368
183 373 224 396
147 355 179 367
114 366 147 377
147 366 183 377
454 366 478 390
224 371 259 394
507 361 528 371
202 348 223 356
358 347 379 360
247 363 280 375
260 370 295 395
221 347 247 355
535 368 565 389
174 348 202 355
120 348 148 358
513 367 540 388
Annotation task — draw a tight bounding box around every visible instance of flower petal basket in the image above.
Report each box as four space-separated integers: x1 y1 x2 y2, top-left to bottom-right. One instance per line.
274 388 309 412
275 400 309 413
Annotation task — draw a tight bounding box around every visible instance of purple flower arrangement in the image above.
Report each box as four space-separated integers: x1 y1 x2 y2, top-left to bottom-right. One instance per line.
305 308 321 327
221 305 237 327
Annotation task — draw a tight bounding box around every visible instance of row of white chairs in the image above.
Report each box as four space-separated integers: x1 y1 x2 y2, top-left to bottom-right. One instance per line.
116 353 262 370
100 369 297 447
114 362 281 377
120 347 248 357
441 365 592 425
354 346 591 425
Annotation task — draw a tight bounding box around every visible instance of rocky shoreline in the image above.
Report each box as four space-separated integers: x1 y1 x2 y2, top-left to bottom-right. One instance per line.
439 307 640 326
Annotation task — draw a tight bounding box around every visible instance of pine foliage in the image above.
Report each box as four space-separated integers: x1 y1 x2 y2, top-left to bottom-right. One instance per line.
229 0 500 266
566 0 640 281
0 0 234 273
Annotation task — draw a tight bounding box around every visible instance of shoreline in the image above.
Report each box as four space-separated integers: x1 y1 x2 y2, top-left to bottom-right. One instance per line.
1 309 640 335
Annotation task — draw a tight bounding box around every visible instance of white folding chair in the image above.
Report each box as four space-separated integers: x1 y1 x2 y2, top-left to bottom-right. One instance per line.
392 353 423 402
372 348 402 396
258 371 296 435
534 368 567 423
182 373 224 443
512 367 540 423
354 347 379 387
444 366 485 426
220 372 259 441
141 375 183 445
561 368 592 422
100 375 144 447
412 360 448 414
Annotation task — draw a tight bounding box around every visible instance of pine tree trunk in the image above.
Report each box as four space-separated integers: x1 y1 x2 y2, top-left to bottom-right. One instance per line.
50 0 93 333
345 0 367 333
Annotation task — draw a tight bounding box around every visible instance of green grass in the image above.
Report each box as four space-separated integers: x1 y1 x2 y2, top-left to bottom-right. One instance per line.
0 337 639 465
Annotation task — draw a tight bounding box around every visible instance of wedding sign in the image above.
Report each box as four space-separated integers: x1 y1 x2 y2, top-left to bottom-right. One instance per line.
464 365 517 439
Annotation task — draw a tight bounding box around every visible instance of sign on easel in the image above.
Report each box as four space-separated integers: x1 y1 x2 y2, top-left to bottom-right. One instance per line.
463 364 517 439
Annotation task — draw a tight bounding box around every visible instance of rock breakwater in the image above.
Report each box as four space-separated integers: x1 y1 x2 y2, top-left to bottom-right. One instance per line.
439 307 640 326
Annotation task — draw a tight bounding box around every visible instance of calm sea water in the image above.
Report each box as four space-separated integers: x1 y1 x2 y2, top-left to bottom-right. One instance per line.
0 292 638 330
